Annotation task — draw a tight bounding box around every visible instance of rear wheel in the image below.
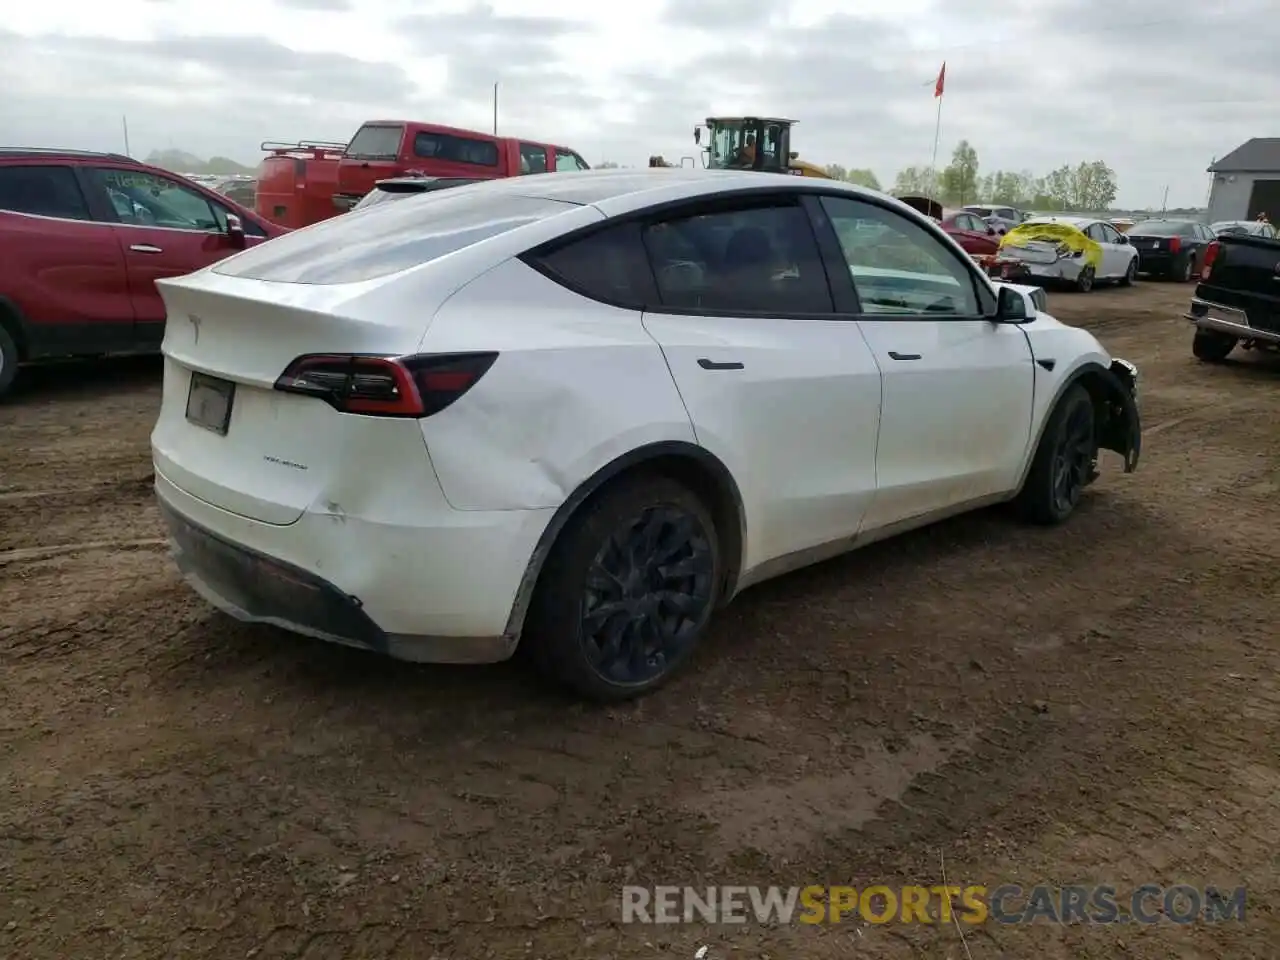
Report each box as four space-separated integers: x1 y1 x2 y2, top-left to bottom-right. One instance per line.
523 476 722 701
0 324 19 399
1179 256 1194 283
1075 266 1095 292
1192 329 1237 362
1014 384 1097 525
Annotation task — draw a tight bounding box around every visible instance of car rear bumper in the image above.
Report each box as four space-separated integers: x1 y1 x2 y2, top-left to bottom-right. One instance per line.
154 465 555 664
1185 297 1280 344
1136 252 1177 273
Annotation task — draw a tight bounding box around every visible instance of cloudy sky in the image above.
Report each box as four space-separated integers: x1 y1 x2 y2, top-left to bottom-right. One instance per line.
1 0 1274 207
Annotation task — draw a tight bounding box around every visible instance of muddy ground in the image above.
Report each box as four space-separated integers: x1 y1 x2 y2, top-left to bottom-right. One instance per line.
1 281 1278 960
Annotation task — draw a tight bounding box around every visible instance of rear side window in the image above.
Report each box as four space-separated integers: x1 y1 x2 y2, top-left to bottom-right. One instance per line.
344 125 404 160
0 165 92 221
527 221 657 307
414 132 499 167
519 144 548 174
214 191 574 284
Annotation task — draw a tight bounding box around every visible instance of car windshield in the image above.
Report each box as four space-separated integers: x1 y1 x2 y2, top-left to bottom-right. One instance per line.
1130 220 1193 236
344 124 403 161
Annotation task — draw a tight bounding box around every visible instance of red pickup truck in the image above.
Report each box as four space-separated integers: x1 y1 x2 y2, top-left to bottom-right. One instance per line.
0 148 285 397
331 120 590 214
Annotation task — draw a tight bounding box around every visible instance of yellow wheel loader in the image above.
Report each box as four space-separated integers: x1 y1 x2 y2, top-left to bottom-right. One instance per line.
693 117 832 178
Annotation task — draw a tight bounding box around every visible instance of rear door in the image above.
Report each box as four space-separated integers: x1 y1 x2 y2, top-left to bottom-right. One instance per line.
0 162 134 355
81 166 258 345
635 194 884 569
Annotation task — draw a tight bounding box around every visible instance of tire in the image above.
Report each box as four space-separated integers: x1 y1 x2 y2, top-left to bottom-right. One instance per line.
1178 255 1194 283
1014 384 1097 526
1120 257 1137 286
1192 329 1237 363
1074 266 1095 293
0 323 19 399
523 475 722 702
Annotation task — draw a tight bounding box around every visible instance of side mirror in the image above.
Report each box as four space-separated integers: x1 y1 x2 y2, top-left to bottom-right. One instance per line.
987 226 996 235
994 284 1033 323
1118 234 1129 245
790 151 799 160
225 213 246 249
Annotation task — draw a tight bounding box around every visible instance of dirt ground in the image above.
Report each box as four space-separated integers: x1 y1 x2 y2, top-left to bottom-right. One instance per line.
2 280 1278 960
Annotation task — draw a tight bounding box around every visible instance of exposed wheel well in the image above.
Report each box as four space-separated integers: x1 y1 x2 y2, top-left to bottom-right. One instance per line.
503 443 747 641
0 298 27 360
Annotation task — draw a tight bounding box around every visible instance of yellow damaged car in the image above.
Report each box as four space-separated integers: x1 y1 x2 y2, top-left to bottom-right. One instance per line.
993 216 1140 292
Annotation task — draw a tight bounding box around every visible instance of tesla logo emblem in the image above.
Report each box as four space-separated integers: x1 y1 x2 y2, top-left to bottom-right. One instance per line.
188 314 202 344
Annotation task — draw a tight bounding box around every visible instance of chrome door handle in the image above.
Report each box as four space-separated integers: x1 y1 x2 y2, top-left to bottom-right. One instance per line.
888 351 922 361
129 244 163 254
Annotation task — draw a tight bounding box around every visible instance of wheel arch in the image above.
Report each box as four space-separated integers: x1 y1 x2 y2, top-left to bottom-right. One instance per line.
0 295 29 360
1017 360 1141 490
502 441 747 641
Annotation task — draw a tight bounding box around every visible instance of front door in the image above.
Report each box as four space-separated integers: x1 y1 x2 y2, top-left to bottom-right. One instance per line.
637 196 884 572
83 167 248 345
816 194 1035 529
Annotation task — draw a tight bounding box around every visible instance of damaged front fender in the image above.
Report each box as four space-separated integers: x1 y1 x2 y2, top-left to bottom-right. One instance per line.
1096 359 1141 473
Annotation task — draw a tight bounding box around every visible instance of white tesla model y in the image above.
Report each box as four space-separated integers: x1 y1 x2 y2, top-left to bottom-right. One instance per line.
152 169 1142 701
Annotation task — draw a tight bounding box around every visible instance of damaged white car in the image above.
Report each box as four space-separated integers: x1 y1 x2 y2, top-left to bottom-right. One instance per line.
150 170 1142 701
991 216 1139 292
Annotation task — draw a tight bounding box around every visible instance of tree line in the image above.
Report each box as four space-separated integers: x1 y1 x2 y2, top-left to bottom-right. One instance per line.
823 140 1119 213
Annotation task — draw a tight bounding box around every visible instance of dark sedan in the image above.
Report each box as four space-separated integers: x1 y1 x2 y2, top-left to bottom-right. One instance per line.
1127 219 1218 282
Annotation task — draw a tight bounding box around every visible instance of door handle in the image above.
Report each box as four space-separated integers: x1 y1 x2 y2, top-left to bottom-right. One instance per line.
888 351 922 361
129 244 163 254
697 358 744 370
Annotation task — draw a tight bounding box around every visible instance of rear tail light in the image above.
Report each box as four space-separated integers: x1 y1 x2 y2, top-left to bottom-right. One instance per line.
1201 241 1220 281
273 352 497 417
1169 236 1182 254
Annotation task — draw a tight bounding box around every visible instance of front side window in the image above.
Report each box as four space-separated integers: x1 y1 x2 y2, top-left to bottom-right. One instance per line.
642 201 833 314
0 165 91 221
819 195 981 316
555 150 588 172
1097 223 1122 244
88 168 219 231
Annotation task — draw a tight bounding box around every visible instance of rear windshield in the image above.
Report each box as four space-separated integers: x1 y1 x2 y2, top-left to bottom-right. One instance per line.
344 125 404 161
214 190 575 284
965 206 994 216
1131 220 1195 236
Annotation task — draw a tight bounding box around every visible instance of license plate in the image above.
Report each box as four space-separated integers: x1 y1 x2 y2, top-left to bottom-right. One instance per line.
185 372 235 436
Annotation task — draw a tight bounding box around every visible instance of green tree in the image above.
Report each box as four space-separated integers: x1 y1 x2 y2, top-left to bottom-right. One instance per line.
824 164 849 180
843 167 881 190
940 140 979 205
892 165 938 196
1070 161 1118 211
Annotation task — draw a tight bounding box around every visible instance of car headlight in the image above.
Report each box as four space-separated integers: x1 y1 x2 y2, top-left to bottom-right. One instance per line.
1111 358 1139 399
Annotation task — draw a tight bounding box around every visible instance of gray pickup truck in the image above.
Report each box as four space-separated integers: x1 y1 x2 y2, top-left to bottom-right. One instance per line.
1185 232 1280 362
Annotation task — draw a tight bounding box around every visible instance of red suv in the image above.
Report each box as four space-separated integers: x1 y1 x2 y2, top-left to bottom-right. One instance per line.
0 148 285 397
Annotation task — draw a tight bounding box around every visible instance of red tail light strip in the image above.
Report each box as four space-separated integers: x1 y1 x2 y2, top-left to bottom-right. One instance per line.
273 352 497 418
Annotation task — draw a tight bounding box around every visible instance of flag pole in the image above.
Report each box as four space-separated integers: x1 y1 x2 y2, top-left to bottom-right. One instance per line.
930 61 945 196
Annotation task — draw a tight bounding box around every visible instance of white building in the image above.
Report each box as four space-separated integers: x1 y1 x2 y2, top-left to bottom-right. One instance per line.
1207 138 1280 224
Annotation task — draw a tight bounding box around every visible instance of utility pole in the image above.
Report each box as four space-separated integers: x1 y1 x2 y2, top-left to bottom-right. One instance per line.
1160 185 1169 217
493 82 499 135
122 115 131 156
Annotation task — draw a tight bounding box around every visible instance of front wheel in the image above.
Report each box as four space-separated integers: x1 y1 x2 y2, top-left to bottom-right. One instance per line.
523 476 722 701
0 324 19 399
1120 257 1137 286
1014 384 1097 525
1192 329 1237 362
1074 266 1095 292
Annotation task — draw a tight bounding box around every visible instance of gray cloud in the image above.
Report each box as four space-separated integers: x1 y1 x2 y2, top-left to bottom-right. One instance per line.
274 0 351 8
2 0 1276 207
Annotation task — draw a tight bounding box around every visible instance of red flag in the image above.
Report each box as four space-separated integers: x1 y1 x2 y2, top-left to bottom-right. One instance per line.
934 62 946 98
